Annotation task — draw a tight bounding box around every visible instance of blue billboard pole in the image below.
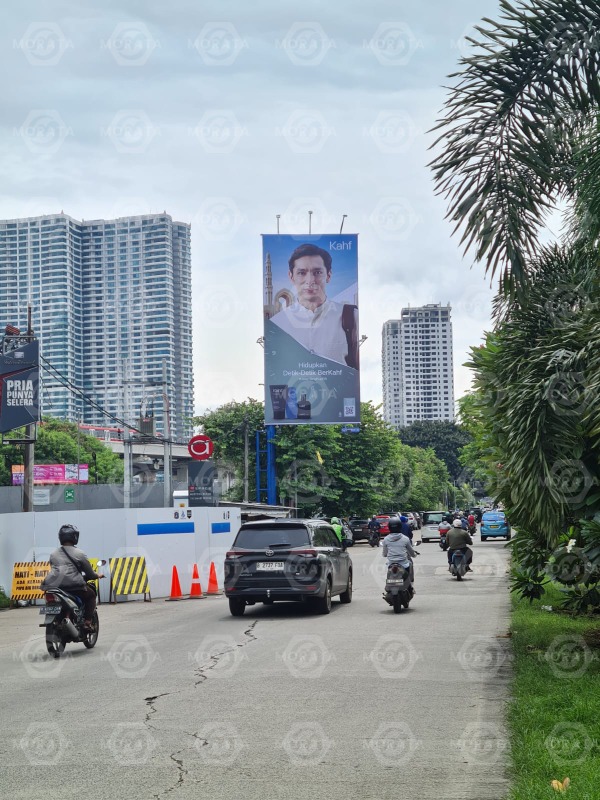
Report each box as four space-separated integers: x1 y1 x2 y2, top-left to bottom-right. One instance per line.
266 425 276 504
255 425 277 504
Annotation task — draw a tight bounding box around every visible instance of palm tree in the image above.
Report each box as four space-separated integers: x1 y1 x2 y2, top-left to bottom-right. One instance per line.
432 0 600 606
431 0 600 296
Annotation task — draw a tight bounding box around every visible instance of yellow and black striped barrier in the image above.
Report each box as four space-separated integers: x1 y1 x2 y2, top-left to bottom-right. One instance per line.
11 562 51 601
109 557 151 603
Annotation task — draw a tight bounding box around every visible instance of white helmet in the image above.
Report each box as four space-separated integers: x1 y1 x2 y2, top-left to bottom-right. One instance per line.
452 519 463 528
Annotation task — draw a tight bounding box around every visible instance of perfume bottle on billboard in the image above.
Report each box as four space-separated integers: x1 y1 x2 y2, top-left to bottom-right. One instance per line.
297 393 312 420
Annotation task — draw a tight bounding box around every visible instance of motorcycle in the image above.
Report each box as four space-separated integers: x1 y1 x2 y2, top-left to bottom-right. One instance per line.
383 553 419 613
369 529 381 547
39 560 106 658
438 522 451 550
468 523 477 536
342 522 354 546
449 548 469 581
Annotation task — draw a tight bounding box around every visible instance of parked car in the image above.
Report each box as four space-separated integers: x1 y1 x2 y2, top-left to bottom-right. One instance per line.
400 512 418 530
421 511 447 542
224 519 353 615
480 511 511 541
348 517 370 542
375 514 394 536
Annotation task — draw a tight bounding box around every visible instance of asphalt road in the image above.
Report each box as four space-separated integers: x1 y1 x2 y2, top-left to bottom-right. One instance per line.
0 535 512 800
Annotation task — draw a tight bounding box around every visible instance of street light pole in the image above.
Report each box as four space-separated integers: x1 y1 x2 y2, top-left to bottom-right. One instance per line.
162 359 172 508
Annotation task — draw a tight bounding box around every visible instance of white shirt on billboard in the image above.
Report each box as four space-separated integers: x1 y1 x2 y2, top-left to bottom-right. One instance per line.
271 300 349 365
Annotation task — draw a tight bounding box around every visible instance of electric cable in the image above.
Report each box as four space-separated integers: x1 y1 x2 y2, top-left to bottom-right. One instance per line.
40 356 145 436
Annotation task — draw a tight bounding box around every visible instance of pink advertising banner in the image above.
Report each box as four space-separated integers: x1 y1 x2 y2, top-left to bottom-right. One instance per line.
11 464 89 485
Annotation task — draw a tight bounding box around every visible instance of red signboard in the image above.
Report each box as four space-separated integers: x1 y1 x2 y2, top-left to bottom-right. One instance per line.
188 434 214 461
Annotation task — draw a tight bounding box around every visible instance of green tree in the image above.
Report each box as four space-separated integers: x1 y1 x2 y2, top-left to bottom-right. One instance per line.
456 392 494 492
194 399 450 516
192 399 265 501
327 402 416 517
0 418 123 485
397 420 471 481
404 445 449 510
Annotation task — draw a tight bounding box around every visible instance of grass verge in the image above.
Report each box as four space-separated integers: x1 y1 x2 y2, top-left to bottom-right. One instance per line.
509 584 600 799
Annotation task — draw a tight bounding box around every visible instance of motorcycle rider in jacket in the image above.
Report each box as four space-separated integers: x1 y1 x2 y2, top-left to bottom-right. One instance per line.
382 517 417 584
446 519 473 571
41 524 104 629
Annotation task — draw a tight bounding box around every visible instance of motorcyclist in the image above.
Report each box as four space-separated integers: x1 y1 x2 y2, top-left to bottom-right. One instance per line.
382 517 417 584
467 513 477 535
368 514 381 546
40 524 104 630
330 517 343 544
446 519 473 571
399 514 413 541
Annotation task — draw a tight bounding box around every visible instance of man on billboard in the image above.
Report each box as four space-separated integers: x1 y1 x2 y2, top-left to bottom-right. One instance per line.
270 243 358 369
263 232 360 425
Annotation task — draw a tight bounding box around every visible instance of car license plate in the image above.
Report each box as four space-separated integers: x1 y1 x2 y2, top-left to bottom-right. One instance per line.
490 525 499 529
256 562 284 571
39 605 61 614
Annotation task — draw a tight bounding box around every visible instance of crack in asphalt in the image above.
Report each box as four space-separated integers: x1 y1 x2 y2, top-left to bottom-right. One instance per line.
150 622 258 797
144 692 172 728
194 620 259 687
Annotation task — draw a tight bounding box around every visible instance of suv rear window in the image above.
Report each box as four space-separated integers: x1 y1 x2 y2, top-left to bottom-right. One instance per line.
423 512 444 525
233 525 311 549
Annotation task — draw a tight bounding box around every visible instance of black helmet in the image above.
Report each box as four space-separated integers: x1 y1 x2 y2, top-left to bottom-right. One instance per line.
388 517 402 533
58 524 79 545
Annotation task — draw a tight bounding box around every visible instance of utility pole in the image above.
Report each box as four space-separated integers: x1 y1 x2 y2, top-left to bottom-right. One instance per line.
22 306 35 513
122 363 131 509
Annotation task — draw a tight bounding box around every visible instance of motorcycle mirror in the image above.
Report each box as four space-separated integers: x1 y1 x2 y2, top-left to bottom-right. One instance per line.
96 559 107 568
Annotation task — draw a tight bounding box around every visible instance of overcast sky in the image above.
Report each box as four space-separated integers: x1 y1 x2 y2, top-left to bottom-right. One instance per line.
1 0 503 417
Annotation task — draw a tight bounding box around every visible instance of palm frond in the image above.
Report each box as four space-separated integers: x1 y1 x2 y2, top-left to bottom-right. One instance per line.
431 0 600 296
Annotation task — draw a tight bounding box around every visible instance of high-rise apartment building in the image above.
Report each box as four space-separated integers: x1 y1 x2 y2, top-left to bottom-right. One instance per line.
0 212 193 440
382 303 454 428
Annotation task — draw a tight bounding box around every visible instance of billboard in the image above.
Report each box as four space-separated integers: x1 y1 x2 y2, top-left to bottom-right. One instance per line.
12 464 89 485
263 234 360 425
0 338 40 433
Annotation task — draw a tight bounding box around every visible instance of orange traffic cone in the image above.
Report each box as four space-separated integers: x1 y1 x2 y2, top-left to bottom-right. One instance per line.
206 562 221 595
165 565 183 601
188 564 204 599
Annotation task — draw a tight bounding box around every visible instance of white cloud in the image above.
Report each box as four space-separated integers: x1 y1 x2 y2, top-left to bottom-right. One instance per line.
0 0 503 417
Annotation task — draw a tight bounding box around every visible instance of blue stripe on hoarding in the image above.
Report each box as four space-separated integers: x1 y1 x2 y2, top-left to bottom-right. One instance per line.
137 522 195 536
211 522 231 534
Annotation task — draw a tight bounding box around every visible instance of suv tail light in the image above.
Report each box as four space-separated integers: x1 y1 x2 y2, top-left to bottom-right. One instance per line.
45 592 60 602
292 549 318 557
226 549 253 558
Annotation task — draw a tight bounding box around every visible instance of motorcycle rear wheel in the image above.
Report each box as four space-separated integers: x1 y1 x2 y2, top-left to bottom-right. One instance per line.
393 594 403 613
82 610 100 649
46 626 66 658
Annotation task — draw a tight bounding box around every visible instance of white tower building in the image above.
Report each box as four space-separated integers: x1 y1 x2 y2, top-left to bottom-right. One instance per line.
0 212 193 440
382 303 454 428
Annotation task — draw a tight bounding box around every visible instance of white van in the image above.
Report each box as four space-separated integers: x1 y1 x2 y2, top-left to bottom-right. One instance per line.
421 511 446 542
